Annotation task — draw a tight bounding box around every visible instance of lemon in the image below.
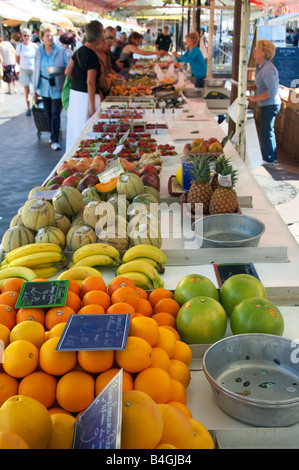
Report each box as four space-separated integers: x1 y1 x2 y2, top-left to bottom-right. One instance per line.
176 166 182 186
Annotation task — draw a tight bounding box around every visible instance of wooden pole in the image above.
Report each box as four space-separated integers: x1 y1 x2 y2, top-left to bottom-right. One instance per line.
206 0 215 79
235 0 251 160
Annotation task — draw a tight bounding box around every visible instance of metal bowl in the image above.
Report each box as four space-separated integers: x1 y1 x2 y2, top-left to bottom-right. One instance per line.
182 88 204 98
46 66 65 77
205 78 226 88
203 334 299 427
192 213 265 248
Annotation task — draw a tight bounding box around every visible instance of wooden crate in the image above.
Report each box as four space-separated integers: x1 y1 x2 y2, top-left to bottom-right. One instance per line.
280 107 299 161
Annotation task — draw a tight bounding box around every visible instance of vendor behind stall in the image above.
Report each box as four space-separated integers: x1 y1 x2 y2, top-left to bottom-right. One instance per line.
247 40 281 165
172 32 207 88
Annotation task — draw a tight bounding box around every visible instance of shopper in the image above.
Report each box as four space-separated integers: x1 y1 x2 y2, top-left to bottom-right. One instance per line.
15 28 38 116
155 26 172 52
95 33 121 100
247 40 281 165
65 20 103 152
119 32 166 77
173 32 207 88
0 37 17 94
34 23 69 151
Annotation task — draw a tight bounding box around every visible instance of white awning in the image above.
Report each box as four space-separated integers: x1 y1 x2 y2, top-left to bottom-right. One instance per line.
0 1 31 22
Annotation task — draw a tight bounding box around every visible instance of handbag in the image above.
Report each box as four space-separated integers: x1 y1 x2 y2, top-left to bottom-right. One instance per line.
61 75 73 109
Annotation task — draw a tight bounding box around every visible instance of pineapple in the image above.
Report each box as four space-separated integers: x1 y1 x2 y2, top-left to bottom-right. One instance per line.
211 154 231 191
209 156 239 214
187 155 213 214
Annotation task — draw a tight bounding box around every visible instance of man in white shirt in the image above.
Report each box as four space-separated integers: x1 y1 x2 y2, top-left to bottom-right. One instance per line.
15 28 37 115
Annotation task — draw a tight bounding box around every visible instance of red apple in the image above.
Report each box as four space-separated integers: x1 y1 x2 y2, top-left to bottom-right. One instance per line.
141 173 160 191
140 164 159 176
62 175 81 187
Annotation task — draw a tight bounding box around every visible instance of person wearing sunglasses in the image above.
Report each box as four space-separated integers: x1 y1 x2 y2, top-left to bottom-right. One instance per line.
15 28 38 116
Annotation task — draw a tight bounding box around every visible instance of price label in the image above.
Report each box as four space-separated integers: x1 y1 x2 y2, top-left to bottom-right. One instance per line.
15 280 69 309
98 158 124 183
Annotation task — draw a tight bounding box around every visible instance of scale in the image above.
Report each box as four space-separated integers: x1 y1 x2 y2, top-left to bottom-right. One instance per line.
204 79 231 109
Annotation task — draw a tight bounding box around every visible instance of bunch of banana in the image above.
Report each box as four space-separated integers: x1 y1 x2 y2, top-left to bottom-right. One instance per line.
0 266 37 288
57 266 103 287
116 259 164 290
121 245 167 274
71 243 121 269
1 243 68 279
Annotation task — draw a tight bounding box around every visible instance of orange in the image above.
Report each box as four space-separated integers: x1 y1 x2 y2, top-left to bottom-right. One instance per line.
134 367 173 404
150 346 170 372
152 312 176 328
1 278 25 294
10 321 45 349
156 443 177 449
56 371 95 413
82 290 111 311
121 390 163 449
77 304 105 315
168 359 191 389
157 403 194 449
190 418 214 449
163 325 180 340
129 316 160 346
78 349 114 374
135 287 148 300
47 413 76 449
45 305 76 331
64 291 81 313
39 337 77 376
106 302 135 316
0 304 16 330
95 368 133 395
16 307 45 326
154 298 180 317
66 279 81 297
115 336 152 373
167 401 192 418
111 287 139 310
0 291 19 308
168 379 187 404
0 395 52 449
108 276 135 296
2 339 38 378
135 297 153 317
47 322 67 339
172 340 192 366
47 407 73 416
0 324 10 348
80 276 107 296
0 430 30 449
148 288 174 307
18 371 57 409
155 326 177 358
0 373 19 406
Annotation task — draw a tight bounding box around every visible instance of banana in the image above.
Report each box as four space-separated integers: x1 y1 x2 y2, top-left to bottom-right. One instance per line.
32 266 60 279
122 245 167 266
9 252 63 268
115 271 154 290
116 260 164 289
56 266 102 281
0 266 37 282
74 254 119 268
72 243 120 265
3 243 62 263
132 257 165 274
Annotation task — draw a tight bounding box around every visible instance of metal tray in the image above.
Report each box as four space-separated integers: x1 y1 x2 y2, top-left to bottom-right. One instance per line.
203 334 299 427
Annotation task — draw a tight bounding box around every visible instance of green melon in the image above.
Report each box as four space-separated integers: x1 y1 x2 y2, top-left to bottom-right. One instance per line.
28 186 49 200
2 225 35 253
174 274 220 306
35 226 66 250
21 199 55 231
52 186 84 218
52 212 71 235
116 172 144 201
66 224 97 251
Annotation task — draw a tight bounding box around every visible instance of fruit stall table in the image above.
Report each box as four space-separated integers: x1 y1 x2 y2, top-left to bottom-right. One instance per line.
5 93 299 449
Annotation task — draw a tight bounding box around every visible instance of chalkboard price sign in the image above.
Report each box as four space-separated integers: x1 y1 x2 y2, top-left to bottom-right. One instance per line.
214 263 260 287
15 280 69 309
56 313 130 351
272 47 299 88
73 369 123 449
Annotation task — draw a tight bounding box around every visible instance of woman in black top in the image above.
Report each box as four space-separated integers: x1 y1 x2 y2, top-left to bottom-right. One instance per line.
65 20 103 151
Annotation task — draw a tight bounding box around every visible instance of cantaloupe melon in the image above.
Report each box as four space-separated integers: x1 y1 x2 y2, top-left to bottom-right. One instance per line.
35 226 66 250
83 201 116 230
117 173 144 201
52 212 71 234
66 225 97 251
2 225 35 252
52 187 83 218
21 199 55 231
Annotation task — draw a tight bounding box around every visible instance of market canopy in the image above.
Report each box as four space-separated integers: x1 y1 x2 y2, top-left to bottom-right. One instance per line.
0 1 31 24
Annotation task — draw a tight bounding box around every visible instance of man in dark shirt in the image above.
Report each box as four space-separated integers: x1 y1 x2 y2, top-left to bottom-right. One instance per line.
155 26 172 52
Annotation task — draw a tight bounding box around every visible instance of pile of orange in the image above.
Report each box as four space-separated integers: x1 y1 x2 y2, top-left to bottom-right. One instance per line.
0 275 214 450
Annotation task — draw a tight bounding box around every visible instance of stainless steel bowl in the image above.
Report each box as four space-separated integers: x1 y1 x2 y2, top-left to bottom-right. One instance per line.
205 78 226 88
192 213 265 248
203 334 299 427
182 88 204 98
46 66 65 77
